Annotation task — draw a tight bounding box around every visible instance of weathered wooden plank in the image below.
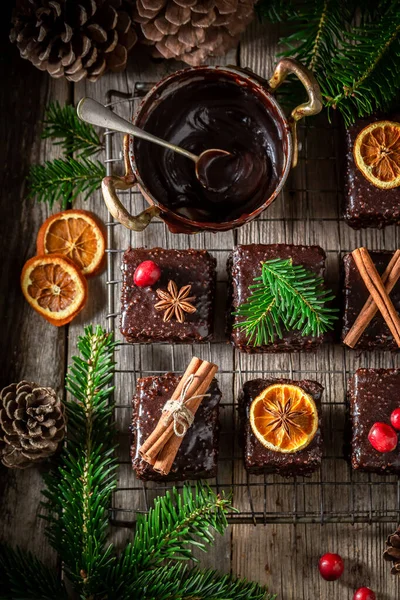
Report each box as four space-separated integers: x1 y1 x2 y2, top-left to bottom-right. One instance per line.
0 7 69 565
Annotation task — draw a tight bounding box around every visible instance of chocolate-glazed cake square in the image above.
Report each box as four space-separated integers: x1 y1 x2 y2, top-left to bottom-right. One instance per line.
342 252 400 351
131 373 221 481
228 244 327 353
238 378 323 476
349 369 400 474
120 248 216 343
344 115 400 229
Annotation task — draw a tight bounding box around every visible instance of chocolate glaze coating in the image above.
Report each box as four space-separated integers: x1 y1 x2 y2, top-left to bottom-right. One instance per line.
344 114 400 229
342 252 400 351
120 247 216 344
135 76 284 223
349 369 400 474
131 373 221 481
227 244 327 353
238 378 323 476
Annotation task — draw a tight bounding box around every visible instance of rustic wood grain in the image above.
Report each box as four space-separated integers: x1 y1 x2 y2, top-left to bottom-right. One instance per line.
1 9 400 599
0 5 69 566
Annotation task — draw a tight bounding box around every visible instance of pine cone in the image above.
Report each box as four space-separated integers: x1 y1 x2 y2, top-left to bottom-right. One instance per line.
0 381 65 469
133 0 256 66
10 0 138 82
384 525 400 575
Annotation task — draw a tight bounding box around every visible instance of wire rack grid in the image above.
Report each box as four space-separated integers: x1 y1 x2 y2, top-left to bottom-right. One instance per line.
103 84 400 527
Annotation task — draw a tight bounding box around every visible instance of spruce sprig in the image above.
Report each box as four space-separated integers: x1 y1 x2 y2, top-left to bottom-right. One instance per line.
41 325 118 597
234 258 338 346
108 484 233 582
323 10 400 123
258 0 400 125
0 544 67 599
109 563 272 600
42 102 103 157
28 102 105 207
28 157 106 208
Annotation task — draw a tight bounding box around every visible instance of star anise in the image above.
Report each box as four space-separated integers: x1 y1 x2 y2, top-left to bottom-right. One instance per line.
264 397 308 436
154 280 196 324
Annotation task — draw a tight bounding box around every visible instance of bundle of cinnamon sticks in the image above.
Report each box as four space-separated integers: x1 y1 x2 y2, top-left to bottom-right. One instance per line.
344 247 400 348
139 356 218 476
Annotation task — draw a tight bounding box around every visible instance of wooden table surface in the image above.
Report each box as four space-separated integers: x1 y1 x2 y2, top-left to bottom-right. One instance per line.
1 6 400 599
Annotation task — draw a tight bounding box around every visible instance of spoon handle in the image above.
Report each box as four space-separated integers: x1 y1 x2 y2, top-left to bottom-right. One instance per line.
77 97 198 162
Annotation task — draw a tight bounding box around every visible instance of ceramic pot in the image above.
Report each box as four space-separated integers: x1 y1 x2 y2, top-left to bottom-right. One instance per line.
102 58 322 233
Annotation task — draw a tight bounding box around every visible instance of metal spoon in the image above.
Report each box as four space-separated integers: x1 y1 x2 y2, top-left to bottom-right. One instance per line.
76 97 230 189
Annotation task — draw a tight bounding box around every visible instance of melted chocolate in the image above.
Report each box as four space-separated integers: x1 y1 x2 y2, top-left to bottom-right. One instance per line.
135 77 284 223
197 150 268 202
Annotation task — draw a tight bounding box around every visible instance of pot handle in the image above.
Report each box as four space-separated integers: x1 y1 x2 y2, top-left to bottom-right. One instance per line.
269 58 323 167
101 135 160 232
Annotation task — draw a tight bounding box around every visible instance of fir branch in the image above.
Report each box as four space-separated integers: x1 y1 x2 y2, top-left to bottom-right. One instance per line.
28 157 106 208
259 0 400 125
0 544 67 600
42 102 103 157
278 1 353 73
323 9 400 124
233 284 283 347
109 563 274 600
256 0 295 23
106 483 235 597
41 326 118 598
234 258 338 346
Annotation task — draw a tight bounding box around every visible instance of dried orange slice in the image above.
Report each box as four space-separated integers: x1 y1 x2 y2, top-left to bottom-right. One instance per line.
21 254 88 326
249 383 318 454
36 209 106 277
353 121 400 189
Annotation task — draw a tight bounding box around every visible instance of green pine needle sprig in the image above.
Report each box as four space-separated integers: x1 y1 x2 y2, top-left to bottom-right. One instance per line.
41 325 118 597
28 157 106 208
111 563 274 600
258 0 400 126
234 258 338 346
0 544 67 600
42 102 103 158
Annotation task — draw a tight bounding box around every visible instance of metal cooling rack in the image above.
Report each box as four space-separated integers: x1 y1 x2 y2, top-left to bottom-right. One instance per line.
103 84 400 526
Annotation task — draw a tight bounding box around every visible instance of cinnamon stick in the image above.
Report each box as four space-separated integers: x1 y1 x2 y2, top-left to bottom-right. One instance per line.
351 247 400 348
141 360 215 464
344 250 400 348
139 357 218 475
139 356 202 463
153 363 218 475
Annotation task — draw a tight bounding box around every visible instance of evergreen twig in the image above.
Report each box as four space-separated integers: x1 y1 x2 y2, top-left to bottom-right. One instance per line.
108 563 274 600
28 157 106 208
105 483 236 597
234 258 338 346
41 325 118 597
258 0 400 125
42 102 103 157
0 544 67 600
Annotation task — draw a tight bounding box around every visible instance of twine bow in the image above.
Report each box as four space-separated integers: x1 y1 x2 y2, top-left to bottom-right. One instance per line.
162 374 210 437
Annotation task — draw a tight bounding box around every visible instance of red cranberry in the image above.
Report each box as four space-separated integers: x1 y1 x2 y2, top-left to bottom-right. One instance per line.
353 587 376 600
318 553 344 581
133 260 161 287
368 422 398 453
390 408 400 431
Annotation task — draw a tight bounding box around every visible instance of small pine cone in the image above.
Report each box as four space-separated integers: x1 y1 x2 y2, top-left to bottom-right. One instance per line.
133 0 256 67
384 525 400 575
0 381 65 469
10 0 138 82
